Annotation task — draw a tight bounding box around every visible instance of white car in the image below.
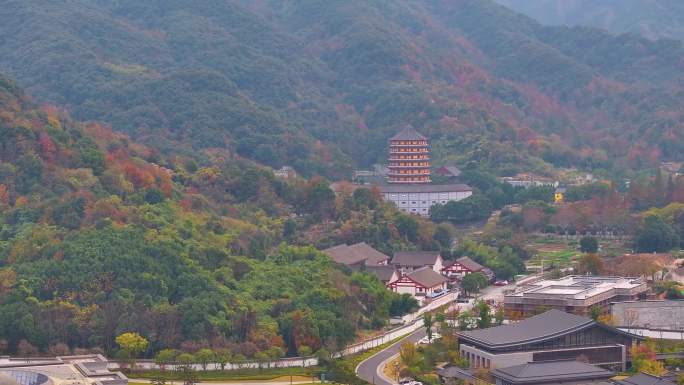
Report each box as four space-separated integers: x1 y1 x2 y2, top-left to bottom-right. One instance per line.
417 333 442 344
399 379 422 385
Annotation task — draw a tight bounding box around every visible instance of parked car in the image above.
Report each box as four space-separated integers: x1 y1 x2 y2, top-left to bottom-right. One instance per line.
417 333 442 345
399 380 422 385
417 336 431 345
494 280 509 286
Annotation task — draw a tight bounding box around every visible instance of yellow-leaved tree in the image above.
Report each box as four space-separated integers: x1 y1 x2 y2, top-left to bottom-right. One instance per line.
116 332 149 371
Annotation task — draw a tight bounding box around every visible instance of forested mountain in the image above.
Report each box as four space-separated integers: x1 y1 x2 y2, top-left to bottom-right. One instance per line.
495 0 684 41
0 0 683 179
0 73 435 356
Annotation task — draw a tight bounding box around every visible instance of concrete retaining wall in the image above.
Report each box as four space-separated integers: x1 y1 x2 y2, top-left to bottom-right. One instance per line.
611 300 684 330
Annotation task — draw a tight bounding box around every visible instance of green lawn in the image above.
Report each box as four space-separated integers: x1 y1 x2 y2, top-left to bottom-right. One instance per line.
526 249 579 269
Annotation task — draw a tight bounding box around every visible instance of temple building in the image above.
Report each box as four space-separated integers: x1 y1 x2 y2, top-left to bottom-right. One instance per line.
377 125 473 216
388 125 431 184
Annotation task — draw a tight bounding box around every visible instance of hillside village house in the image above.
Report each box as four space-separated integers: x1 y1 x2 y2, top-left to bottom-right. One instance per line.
361 265 400 285
442 256 494 281
322 242 390 267
500 174 557 188
391 251 443 274
435 164 462 178
387 266 448 299
322 243 399 285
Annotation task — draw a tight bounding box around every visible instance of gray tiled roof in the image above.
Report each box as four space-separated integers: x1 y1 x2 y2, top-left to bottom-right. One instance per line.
390 125 427 141
437 165 462 177
377 183 472 194
452 256 484 272
407 266 447 288
348 242 390 266
392 251 441 267
458 309 594 348
322 244 366 265
323 243 390 267
616 373 677 385
362 265 398 282
491 360 614 384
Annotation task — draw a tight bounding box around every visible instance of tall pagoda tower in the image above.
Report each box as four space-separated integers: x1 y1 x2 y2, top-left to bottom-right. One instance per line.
388 125 431 184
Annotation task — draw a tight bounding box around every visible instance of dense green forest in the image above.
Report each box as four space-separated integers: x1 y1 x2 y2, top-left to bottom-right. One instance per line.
0 0 682 179
2 0 684 361
0 74 439 357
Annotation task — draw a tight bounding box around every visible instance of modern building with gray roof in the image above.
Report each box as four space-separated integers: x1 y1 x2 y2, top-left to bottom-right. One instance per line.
616 373 677 385
490 360 614 385
457 309 643 371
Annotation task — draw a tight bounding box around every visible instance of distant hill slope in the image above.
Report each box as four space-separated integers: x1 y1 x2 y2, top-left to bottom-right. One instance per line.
495 0 684 41
0 0 683 178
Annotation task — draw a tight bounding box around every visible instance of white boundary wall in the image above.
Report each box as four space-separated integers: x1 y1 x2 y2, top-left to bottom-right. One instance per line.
108 293 456 371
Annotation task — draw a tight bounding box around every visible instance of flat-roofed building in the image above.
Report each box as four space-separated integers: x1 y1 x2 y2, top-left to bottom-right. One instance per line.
0 355 127 385
504 276 650 317
457 309 643 371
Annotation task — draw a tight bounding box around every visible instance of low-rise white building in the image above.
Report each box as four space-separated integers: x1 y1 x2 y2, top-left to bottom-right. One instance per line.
377 183 473 216
387 266 448 299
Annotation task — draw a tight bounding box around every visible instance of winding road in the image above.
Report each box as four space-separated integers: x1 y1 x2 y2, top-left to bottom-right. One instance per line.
356 327 426 385
355 279 523 385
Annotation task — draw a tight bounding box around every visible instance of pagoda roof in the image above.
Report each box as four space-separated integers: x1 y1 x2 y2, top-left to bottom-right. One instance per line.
390 125 427 141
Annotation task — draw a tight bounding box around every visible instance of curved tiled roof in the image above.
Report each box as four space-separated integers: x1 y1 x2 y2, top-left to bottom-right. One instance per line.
322 244 366 265
348 242 390 266
407 266 448 288
491 360 614 384
458 309 594 348
392 251 441 267
459 309 643 350
616 373 677 385
390 125 426 141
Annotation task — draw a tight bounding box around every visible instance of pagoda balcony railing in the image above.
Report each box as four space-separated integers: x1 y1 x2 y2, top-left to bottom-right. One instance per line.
388 178 432 184
388 171 431 176
387 164 430 170
390 150 430 155
389 143 429 148
389 155 430 162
